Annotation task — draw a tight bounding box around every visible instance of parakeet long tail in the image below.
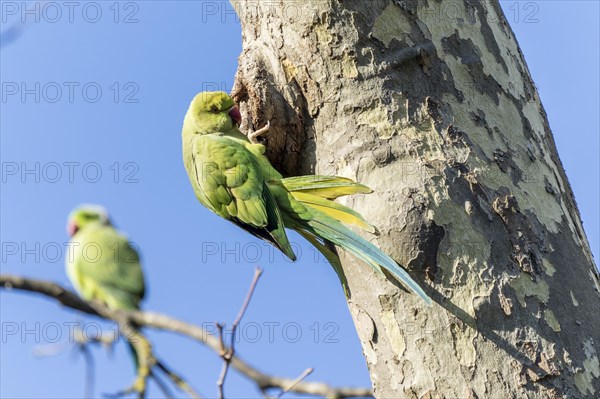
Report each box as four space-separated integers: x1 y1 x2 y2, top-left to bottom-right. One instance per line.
278 176 432 305
281 175 377 233
294 228 349 295
300 211 431 305
281 175 372 199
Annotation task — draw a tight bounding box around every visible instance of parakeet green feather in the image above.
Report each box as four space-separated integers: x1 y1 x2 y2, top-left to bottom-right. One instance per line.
182 91 431 305
66 205 144 310
65 205 148 374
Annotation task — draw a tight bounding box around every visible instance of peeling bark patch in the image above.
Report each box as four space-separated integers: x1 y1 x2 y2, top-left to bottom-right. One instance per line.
470 109 494 136
543 176 560 200
393 0 418 15
514 340 562 386
574 339 600 396
541 258 555 277
498 290 513 316
425 97 453 132
372 143 395 166
372 2 412 47
341 51 359 78
543 310 561 332
570 291 579 307
464 201 474 215
379 295 407 358
464 0 508 73
447 161 489 201
449 317 477 367
513 360 528 386
441 31 502 104
420 390 444 399
450 260 468 286
493 149 524 186
349 301 378 366
538 351 561 379
518 109 536 142
407 220 445 282
491 193 544 275
446 125 469 149
510 273 549 307
357 99 396 139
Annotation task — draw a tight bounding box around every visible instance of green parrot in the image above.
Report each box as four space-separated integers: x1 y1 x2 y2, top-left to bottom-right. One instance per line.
182 91 431 305
65 205 150 392
66 205 144 310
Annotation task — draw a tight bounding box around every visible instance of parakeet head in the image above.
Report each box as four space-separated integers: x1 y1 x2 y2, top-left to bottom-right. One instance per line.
67 204 110 237
185 91 240 134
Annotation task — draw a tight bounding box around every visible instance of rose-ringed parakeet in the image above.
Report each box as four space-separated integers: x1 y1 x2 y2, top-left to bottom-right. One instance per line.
182 91 431 305
65 205 151 393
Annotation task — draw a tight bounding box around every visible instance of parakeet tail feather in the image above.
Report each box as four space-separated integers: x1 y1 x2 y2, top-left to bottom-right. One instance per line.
295 228 349 296
280 175 372 199
290 191 377 233
298 210 432 305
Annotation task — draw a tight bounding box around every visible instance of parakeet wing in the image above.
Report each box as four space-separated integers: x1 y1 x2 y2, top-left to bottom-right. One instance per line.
68 224 144 310
191 134 296 259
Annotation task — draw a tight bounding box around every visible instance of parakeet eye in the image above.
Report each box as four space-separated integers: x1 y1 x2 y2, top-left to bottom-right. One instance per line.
210 105 219 114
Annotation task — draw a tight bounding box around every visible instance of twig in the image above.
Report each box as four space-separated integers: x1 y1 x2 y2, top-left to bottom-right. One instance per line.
0 274 373 398
33 327 103 398
149 369 175 399
277 368 313 398
155 360 203 399
32 342 71 357
216 267 263 399
79 344 96 399
215 323 228 399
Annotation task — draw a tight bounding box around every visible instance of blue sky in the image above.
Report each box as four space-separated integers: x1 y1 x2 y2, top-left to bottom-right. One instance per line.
1 1 598 398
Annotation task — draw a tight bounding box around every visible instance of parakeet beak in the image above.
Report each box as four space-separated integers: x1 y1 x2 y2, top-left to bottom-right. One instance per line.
228 106 241 126
67 221 79 237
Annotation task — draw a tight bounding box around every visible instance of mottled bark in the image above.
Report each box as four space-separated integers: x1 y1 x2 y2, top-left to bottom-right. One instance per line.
231 1 600 397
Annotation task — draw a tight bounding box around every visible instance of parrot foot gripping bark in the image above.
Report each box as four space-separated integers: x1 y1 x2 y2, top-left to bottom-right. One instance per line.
247 120 270 144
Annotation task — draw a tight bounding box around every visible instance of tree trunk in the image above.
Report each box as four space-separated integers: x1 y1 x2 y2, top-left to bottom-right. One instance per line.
231 1 600 397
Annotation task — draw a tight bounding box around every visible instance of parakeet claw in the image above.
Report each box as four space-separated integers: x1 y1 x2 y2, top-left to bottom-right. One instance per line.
108 350 154 398
132 374 147 396
248 120 270 144
110 371 148 398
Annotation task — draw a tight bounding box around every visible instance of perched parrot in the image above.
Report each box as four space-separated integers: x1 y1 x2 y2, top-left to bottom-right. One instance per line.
182 91 431 305
66 205 150 392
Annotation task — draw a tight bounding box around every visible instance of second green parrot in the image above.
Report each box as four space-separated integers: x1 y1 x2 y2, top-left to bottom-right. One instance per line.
66 205 149 392
182 91 431 305
66 205 144 310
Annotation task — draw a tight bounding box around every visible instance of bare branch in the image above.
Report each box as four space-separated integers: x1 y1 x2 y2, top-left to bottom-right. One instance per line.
33 326 106 398
216 267 263 399
149 369 175 399
155 360 202 399
215 323 228 399
0 274 373 398
277 368 314 398
78 345 95 399
233 267 263 332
